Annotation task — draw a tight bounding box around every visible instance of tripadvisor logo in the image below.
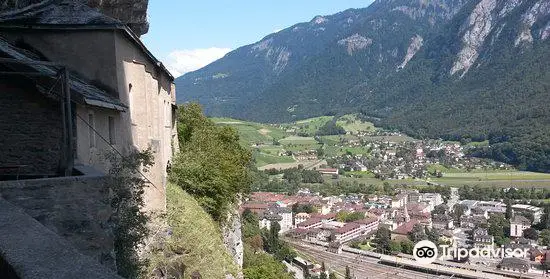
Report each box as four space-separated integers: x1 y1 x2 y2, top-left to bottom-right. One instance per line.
413 240 530 264
413 240 439 264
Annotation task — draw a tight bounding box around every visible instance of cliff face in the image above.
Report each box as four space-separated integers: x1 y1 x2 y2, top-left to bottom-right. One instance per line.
222 202 244 279
0 0 149 35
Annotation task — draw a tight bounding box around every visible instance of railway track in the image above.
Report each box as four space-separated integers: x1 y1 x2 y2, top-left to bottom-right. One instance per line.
291 241 452 279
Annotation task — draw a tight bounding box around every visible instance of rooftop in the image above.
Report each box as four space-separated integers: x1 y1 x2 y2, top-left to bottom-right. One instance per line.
393 220 420 235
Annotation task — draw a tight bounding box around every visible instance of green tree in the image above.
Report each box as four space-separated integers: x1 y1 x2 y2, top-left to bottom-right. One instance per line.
170 104 252 221
329 273 337 279
400 239 414 254
408 224 427 243
374 227 391 254
540 229 550 246
389 241 402 253
453 204 467 223
320 262 327 279
263 222 281 254
243 245 294 279
426 227 440 243
106 149 153 278
523 228 539 240
505 199 513 220
242 209 261 238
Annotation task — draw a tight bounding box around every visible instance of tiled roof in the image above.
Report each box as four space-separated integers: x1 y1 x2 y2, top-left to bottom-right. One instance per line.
297 217 322 228
393 220 420 235
353 217 378 225
334 223 361 234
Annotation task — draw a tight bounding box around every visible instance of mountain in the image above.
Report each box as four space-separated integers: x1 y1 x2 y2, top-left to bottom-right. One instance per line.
176 0 550 172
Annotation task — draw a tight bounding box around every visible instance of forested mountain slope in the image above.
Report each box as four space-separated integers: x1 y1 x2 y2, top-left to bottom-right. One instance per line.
177 0 550 171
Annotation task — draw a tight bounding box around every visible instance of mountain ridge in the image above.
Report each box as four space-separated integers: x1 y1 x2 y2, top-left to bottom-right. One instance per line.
176 0 550 171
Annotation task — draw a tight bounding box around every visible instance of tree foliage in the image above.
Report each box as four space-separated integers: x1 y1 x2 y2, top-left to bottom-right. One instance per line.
106 149 153 278
373 227 391 254
170 103 252 221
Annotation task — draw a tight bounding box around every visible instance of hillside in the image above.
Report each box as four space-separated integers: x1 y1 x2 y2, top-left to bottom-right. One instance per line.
148 183 240 279
177 0 550 171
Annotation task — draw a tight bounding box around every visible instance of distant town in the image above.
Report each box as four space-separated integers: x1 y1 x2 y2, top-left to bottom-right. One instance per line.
242 186 550 278
225 114 550 278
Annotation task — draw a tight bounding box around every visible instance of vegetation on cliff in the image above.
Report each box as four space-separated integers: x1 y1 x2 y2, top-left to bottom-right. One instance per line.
147 183 240 278
171 103 252 222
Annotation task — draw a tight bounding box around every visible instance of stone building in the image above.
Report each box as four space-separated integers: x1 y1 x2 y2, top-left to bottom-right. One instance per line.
0 1 177 211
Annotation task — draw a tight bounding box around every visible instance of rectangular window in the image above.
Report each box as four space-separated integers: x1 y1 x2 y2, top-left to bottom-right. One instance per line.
88 113 95 148
108 116 116 145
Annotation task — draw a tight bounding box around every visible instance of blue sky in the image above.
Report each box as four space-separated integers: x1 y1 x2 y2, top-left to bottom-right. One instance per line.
142 0 374 77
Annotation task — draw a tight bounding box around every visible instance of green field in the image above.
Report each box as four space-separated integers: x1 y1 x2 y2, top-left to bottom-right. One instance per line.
337 114 376 133
253 152 296 167
213 117 286 147
279 136 318 145
428 171 550 188
361 135 417 143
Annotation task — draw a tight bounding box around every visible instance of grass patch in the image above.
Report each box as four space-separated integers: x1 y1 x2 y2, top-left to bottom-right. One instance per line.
337 114 376 133
213 117 286 147
428 171 550 188
279 136 318 145
149 183 239 278
254 152 296 167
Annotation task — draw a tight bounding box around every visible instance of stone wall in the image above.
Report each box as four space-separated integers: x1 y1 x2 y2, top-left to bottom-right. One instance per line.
0 80 63 175
0 170 115 269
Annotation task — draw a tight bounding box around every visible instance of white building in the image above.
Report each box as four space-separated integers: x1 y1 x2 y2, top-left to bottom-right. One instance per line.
510 215 531 238
512 204 543 224
294 212 310 227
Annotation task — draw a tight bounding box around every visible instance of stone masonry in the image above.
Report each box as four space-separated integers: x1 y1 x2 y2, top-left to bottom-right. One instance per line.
0 169 115 269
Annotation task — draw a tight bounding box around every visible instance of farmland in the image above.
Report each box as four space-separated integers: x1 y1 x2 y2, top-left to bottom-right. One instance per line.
212 115 550 189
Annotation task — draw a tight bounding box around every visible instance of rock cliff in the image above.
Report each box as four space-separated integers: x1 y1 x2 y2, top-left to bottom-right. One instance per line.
0 0 149 35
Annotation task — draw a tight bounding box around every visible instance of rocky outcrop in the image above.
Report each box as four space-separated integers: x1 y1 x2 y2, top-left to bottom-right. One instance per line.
222 204 243 268
222 203 244 279
338 34 373 55
0 0 149 35
515 0 550 45
451 0 497 77
398 35 423 69
251 38 291 74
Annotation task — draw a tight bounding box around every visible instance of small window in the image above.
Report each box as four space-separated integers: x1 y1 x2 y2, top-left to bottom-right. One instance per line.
88 113 95 148
108 116 116 145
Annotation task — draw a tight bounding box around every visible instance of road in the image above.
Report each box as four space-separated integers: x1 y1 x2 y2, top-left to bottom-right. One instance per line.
290 241 452 279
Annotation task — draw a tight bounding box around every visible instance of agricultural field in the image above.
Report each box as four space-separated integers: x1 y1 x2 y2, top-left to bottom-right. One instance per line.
213 117 286 147
427 171 550 188
212 117 550 190
253 152 295 168
278 136 318 145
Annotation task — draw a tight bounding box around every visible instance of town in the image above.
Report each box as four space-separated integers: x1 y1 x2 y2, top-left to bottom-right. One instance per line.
242 183 550 278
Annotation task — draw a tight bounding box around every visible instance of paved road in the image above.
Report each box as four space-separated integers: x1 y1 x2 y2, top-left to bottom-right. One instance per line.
290 241 452 279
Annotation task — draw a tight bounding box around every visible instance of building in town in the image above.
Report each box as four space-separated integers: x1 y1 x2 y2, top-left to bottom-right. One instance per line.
510 215 531 238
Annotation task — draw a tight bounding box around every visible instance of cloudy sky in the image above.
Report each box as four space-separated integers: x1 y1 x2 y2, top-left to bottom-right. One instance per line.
142 1 374 77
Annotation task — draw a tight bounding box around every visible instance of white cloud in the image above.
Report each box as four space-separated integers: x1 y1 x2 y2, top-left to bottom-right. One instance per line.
165 47 231 77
